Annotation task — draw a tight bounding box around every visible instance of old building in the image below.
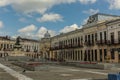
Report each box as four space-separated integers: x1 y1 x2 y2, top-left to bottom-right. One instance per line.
40 31 51 60
20 37 40 58
0 36 15 57
0 36 40 58
49 13 120 63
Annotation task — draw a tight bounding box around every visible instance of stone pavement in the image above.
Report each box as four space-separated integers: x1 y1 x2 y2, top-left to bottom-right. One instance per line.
0 67 17 80
1 59 120 80
0 58 33 80
23 65 108 80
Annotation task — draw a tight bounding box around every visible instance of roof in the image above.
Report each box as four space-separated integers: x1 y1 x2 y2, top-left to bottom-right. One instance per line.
91 13 120 17
20 37 39 42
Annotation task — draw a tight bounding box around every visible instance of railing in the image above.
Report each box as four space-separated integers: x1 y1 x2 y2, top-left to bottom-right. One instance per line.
84 42 94 46
96 40 120 46
50 40 120 50
50 43 83 50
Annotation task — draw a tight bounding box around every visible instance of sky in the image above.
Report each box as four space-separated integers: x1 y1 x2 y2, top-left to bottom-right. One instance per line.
0 0 120 39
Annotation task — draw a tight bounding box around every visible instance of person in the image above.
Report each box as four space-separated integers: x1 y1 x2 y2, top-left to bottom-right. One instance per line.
22 69 26 73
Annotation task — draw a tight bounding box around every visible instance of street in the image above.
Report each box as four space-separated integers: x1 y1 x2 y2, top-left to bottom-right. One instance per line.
1 60 120 80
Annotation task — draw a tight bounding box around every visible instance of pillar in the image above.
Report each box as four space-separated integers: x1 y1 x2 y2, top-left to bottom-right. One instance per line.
97 49 100 62
114 51 119 63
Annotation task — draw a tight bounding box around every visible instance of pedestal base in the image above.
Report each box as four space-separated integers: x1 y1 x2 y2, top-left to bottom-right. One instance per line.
9 49 26 56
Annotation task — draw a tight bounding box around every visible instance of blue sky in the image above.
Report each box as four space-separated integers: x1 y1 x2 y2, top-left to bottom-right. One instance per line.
0 0 119 39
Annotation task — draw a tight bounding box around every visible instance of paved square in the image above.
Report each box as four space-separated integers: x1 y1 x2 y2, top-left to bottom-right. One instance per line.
1 60 120 80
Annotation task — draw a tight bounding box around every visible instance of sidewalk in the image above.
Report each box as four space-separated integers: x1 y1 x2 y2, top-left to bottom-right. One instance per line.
0 67 17 80
0 62 33 80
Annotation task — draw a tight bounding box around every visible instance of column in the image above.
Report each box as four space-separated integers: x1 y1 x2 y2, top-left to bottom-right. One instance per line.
114 51 119 63
97 49 100 62
93 50 95 62
102 49 105 62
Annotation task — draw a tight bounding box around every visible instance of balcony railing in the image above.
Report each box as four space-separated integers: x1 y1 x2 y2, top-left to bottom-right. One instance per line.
50 43 83 50
96 40 120 46
84 42 94 46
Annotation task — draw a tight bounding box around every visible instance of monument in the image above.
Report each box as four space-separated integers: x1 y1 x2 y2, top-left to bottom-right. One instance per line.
10 36 25 56
7 36 31 61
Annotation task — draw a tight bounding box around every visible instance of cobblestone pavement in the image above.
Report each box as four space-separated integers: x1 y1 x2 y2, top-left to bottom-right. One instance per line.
0 65 18 80
1 60 120 80
0 58 33 80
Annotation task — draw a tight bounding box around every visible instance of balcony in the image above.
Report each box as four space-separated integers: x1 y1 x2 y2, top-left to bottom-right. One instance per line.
96 40 120 46
50 43 84 50
84 42 94 46
50 46 59 50
96 40 108 45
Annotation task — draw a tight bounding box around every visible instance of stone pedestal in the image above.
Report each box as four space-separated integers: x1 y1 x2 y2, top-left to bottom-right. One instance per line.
10 50 25 56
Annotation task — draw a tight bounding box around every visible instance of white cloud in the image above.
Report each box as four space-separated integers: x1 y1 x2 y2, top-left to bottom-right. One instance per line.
79 0 97 4
108 0 120 10
60 24 79 33
36 27 56 38
37 13 63 22
19 17 27 22
82 17 89 25
0 21 3 28
0 0 76 15
18 24 37 33
17 25 56 39
83 9 99 15
17 24 84 39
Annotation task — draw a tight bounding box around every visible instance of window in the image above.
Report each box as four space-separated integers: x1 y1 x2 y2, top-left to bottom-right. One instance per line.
118 31 120 43
73 38 74 45
85 35 87 42
95 49 97 61
81 50 83 60
75 51 77 60
91 50 94 61
84 50 87 61
78 37 80 44
78 51 80 60
111 49 115 59
73 50 74 60
99 49 102 62
100 32 102 43
104 31 107 43
88 50 90 61
95 33 97 41
88 35 90 44
92 34 94 44
111 32 114 44
71 39 72 45
104 49 107 59
76 38 78 44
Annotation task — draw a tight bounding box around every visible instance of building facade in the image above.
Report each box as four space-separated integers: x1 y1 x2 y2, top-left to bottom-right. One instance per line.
20 37 40 58
40 31 51 60
49 13 120 63
0 36 40 58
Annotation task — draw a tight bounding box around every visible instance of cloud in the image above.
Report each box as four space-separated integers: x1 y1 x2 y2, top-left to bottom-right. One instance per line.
17 24 56 39
18 24 37 33
19 17 27 22
37 13 63 22
36 27 56 38
83 9 99 15
0 0 76 15
0 21 3 28
60 24 79 33
82 17 89 25
107 0 120 10
17 23 84 39
79 0 97 4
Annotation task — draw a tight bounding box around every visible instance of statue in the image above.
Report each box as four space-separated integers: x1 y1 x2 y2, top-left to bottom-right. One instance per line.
15 36 21 45
14 36 22 49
